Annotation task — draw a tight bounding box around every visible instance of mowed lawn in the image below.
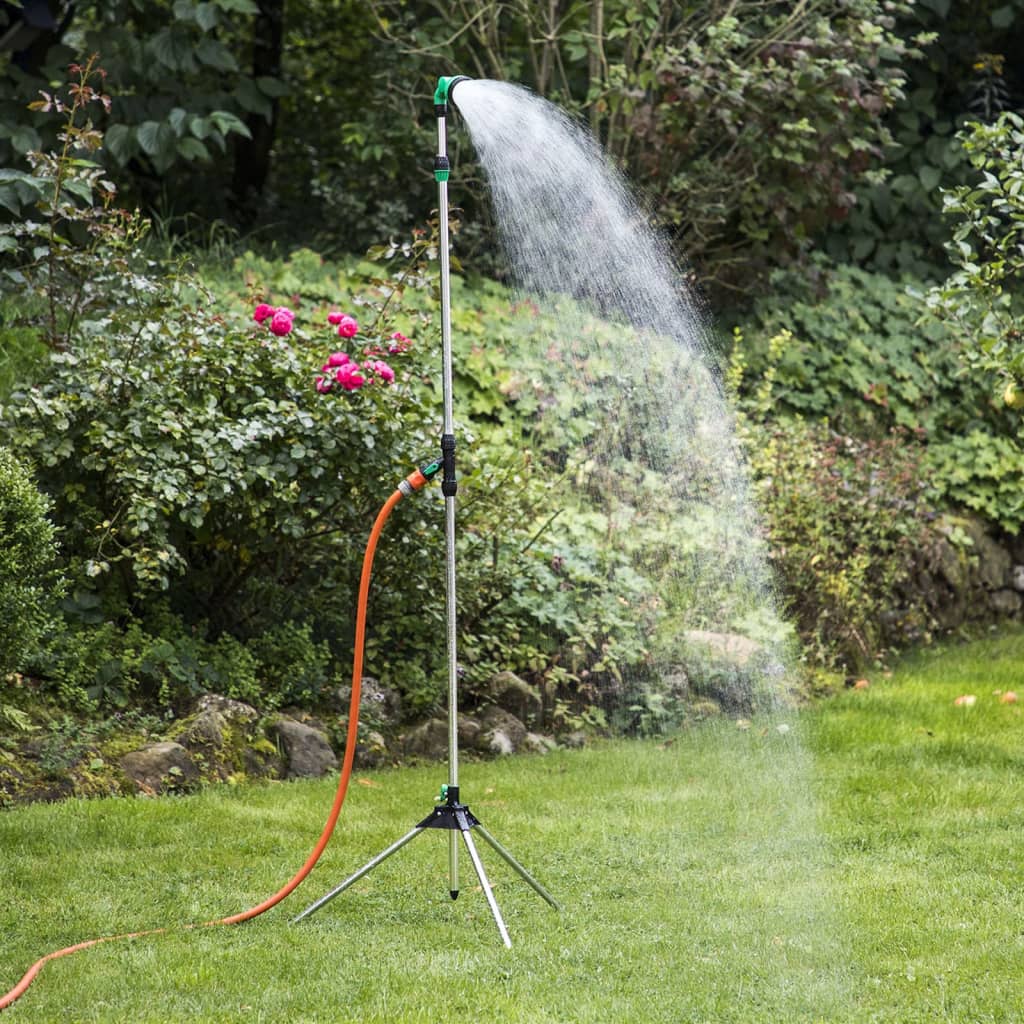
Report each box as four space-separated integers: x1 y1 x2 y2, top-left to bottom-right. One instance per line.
1 629 1022 1022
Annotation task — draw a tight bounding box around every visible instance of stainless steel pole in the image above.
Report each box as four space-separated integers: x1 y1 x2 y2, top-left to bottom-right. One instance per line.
435 105 460 900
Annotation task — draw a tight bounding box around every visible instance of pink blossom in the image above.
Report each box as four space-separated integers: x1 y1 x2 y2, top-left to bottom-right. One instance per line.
388 331 410 354
325 351 350 368
253 303 274 323
327 311 343 325
335 362 366 391
315 376 333 393
336 314 359 338
366 359 395 384
276 306 295 319
269 310 294 336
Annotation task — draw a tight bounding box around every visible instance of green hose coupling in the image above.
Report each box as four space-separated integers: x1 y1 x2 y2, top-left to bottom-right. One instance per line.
434 76 471 108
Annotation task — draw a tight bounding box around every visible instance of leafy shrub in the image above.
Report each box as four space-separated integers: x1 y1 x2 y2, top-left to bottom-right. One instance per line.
0 448 62 677
927 112 1024 401
740 417 936 671
734 263 1024 537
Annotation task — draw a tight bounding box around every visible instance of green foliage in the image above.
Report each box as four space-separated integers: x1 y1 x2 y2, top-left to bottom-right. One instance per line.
735 415 935 671
925 429 1024 532
0 2 264 207
735 264 993 437
927 112 1024 400
826 0 1024 275
0 448 62 678
734 263 1024 537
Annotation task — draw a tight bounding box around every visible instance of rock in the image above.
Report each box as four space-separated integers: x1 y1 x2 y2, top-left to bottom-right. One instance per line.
990 589 1022 616
172 695 281 783
457 714 481 750
354 729 388 770
521 732 558 755
478 706 527 755
681 630 763 667
268 717 338 779
402 717 449 760
1012 565 1024 593
335 677 403 729
488 671 542 724
120 742 199 795
560 731 587 749
973 530 1012 590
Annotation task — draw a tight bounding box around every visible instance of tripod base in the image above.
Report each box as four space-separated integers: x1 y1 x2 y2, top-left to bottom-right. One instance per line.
292 799 560 948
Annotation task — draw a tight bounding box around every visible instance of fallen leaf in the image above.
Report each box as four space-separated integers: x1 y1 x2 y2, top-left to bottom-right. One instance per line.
357 777 382 788
1000 691 1018 704
853 679 870 690
953 694 977 707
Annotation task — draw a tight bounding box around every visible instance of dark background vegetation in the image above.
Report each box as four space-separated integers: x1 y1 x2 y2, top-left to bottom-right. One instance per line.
2 0 1023 735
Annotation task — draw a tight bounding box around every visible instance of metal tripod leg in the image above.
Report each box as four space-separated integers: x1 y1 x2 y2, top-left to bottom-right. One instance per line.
474 824 562 911
459 823 512 948
291 825 425 924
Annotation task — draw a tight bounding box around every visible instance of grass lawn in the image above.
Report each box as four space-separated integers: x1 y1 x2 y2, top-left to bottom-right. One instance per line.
2 628 1023 1022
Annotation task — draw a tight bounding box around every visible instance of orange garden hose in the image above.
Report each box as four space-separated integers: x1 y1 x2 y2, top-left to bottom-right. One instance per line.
0 466 433 1012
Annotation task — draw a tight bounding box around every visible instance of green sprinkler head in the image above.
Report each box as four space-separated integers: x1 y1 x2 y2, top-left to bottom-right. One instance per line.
434 75 471 111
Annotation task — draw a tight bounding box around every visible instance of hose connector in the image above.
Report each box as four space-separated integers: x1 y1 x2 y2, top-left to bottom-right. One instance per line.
398 458 443 497
434 75 471 116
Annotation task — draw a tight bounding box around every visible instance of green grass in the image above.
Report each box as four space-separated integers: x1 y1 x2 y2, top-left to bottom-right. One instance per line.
2 629 1024 1022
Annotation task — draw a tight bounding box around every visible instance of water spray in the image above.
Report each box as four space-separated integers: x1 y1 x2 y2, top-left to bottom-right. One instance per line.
292 74 560 947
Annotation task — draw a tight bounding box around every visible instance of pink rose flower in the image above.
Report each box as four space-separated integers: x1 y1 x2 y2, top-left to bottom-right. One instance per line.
275 306 295 319
366 359 395 384
326 351 350 368
253 303 274 323
269 310 294 336
388 331 410 354
335 363 366 391
315 376 333 393
336 314 358 338
327 311 343 325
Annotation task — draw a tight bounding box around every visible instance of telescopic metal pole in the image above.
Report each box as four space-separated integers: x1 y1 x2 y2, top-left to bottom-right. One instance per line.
434 78 463 901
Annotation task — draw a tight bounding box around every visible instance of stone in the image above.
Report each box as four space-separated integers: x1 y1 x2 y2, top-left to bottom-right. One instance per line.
354 729 388 770
268 717 338 779
488 671 543 724
560 731 587 749
120 742 199 794
521 732 558 755
990 589 1022 616
478 705 527 755
457 713 482 750
681 630 763 667
974 531 1012 590
402 717 449 760
335 677 403 728
1012 565 1024 593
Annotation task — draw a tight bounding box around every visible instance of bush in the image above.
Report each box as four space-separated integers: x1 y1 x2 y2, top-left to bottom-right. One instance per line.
0 448 62 677
747 419 935 671
733 263 1024 537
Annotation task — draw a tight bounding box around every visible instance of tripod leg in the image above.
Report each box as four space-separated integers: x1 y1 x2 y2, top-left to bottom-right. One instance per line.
291 826 425 924
473 824 561 911
460 827 512 948
449 830 459 900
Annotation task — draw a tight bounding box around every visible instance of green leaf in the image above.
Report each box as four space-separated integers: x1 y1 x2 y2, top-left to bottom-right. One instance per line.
177 137 211 162
918 165 942 192
196 37 238 72
195 2 221 30
991 5 1015 28
11 125 41 155
103 123 138 165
